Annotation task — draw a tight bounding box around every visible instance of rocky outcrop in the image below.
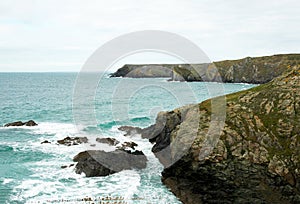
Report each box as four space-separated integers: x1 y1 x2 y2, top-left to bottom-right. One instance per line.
142 66 300 203
4 120 38 127
57 137 88 146
73 149 147 177
110 54 300 83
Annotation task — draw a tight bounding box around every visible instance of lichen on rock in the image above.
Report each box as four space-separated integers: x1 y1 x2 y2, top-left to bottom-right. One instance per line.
142 65 300 203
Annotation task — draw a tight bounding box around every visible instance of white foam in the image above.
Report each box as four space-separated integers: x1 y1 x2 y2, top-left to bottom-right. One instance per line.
2 178 14 185
32 122 79 136
8 122 180 203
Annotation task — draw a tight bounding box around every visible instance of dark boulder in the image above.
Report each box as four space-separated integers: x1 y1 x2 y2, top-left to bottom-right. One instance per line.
41 140 51 144
73 149 147 177
25 120 38 126
4 120 38 127
57 137 88 146
96 137 120 146
119 141 138 150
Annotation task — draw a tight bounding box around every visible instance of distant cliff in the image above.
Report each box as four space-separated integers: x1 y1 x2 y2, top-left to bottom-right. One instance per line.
141 65 300 203
110 64 173 78
110 54 300 83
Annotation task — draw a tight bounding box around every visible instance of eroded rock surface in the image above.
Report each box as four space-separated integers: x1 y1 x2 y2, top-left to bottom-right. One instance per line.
142 66 300 203
73 149 147 177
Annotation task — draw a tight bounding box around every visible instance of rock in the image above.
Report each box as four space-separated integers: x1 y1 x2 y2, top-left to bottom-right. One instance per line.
73 149 147 177
142 66 300 203
41 140 51 144
120 141 138 150
57 137 88 146
4 120 38 127
96 137 120 146
118 126 142 136
4 121 24 127
25 120 38 126
61 164 75 169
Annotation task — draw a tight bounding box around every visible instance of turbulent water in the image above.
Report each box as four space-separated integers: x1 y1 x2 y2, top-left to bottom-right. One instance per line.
0 73 256 203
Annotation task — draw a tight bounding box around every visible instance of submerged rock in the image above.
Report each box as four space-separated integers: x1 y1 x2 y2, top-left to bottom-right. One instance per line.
96 137 120 146
25 120 38 126
57 137 88 146
118 126 142 136
41 140 51 144
73 149 147 177
142 66 300 203
119 141 138 150
4 120 38 127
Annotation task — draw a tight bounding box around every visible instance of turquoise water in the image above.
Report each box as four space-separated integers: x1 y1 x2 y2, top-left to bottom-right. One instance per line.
0 73 256 203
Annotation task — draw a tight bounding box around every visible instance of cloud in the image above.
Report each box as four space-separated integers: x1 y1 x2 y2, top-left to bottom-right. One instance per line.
0 0 299 71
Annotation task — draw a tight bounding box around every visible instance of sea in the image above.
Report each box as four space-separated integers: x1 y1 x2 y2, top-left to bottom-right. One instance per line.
0 72 257 203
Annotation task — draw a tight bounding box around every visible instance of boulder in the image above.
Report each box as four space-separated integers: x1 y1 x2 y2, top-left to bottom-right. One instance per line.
57 137 88 146
73 149 147 177
25 120 38 126
96 137 120 146
119 141 138 150
4 120 38 127
41 140 51 144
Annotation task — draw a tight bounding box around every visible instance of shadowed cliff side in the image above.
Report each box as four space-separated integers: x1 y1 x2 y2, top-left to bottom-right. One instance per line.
141 66 300 203
110 54 300 83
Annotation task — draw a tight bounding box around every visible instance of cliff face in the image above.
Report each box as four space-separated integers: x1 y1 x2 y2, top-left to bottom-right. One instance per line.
142 66 300 203
109 64 173 78
110 54 300 83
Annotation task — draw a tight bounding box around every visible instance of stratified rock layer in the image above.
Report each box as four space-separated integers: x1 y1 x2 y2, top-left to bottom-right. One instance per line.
142 66 300 203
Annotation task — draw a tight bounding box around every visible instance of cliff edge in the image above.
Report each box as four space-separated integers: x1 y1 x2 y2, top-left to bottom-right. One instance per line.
142 66 300 203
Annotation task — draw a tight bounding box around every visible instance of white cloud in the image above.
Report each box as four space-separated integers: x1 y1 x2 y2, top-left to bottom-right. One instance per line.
0 0 299 71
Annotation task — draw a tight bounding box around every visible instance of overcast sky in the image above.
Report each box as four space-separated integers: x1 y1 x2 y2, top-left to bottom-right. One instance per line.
0 0 299 72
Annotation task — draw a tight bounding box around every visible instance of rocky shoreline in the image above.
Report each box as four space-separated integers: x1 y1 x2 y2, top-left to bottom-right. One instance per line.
6 58 299 203
110 54 300 83
137 65 300 203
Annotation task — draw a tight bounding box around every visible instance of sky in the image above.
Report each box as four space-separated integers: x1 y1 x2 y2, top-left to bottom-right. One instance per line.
0 0 299 72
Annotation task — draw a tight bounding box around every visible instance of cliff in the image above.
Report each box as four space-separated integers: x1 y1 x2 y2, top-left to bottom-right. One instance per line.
109 64 173 78
110 54 300 83
141 66 300 203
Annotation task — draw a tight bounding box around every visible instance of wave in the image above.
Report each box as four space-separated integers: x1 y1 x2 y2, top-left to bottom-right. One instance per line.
130 116 151 123
0 145 13 152
98 116 151 130
31 122 79 136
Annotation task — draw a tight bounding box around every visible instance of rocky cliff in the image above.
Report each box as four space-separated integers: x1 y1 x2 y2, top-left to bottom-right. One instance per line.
110 54 300 83
110 64 173 78
142 66 300 203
